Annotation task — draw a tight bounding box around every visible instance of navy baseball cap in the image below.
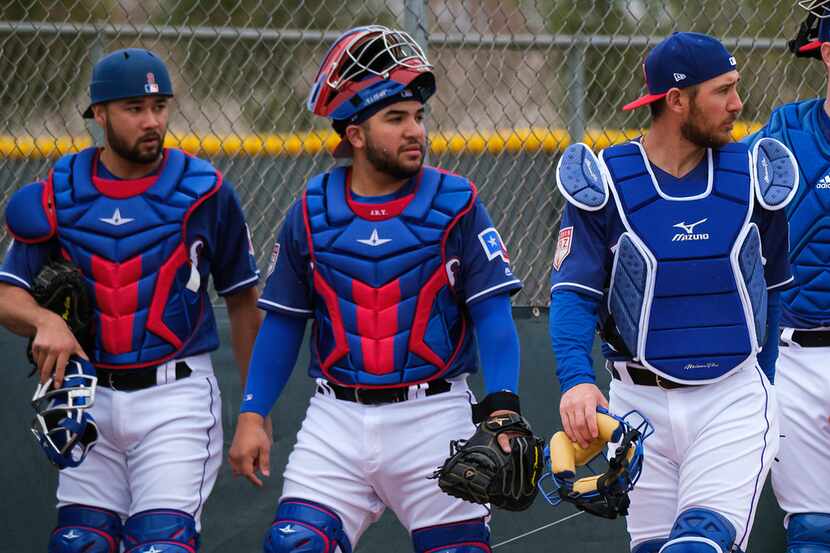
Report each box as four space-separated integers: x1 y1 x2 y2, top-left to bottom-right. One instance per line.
623 32 738 111
83 48 173 118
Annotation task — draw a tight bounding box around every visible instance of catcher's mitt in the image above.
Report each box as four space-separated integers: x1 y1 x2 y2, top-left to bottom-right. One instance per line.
432 412 545 511
27 259 94 367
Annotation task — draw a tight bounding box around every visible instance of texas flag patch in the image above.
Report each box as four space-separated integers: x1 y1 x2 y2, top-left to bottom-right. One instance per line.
478 227 510 262
553 226 573 271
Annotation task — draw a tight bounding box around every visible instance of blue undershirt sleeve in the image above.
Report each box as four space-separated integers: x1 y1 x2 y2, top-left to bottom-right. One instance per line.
468 293 520 395
240 310 307 416
757 291 781 384
550 289 599 394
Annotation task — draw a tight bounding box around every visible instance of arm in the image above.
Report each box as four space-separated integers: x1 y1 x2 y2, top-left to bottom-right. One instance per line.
224 286 263 387
550 287 608 449
757 291 781 383
468 292 525 453
229 306 307 487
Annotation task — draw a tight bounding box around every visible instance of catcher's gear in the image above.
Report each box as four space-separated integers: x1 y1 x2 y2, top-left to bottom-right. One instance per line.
538 408 652 519
27 259 94 368
31 357 99 469
432 412 545 512
122 510 199 553
307 25 435 122
49 504 122 553
791 2 829 58
265 499 352 553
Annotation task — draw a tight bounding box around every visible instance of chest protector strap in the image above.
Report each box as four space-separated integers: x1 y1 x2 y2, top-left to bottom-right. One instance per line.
303 166 476 387
601 141 764 383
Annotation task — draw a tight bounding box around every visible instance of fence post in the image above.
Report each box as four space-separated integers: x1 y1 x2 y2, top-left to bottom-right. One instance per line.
404 0 428 55
566 40 587 145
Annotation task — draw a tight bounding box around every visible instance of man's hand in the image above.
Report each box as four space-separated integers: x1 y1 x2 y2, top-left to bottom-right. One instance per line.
32 310 88 388
229 412 272 487
559 383 608 449
490 409 520 454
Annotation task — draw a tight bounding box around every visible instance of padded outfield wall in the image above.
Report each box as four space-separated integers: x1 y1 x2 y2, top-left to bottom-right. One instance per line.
1 308 786 552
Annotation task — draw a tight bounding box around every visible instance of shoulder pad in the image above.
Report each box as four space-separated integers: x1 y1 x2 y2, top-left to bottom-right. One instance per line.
5 180 56 243
556 142 609 211
752 137 798 210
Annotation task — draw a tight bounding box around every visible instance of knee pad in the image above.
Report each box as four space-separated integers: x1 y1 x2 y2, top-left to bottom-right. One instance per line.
787 513 830 553
412 519 491 553
632 538 668 553
122 509 199 553
660 508 737 553
264 498 352 553
49 504 122 553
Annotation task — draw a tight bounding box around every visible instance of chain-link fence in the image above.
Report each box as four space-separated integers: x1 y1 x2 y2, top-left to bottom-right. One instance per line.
0 1 824 306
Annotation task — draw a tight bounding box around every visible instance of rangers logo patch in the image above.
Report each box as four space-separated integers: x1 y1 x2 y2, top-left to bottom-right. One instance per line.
266 242 280 277
478 227 510 262
553 226 573 271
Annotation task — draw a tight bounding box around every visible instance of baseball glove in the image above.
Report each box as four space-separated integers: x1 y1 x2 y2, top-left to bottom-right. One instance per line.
432 412 545 511
27 259 94 368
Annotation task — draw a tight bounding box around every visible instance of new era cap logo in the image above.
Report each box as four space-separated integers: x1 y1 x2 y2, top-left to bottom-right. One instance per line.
673 73 687 82
729 56 737 66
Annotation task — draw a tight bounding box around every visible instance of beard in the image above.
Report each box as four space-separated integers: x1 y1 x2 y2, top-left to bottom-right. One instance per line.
105 118 164 164
680 101 734 149
364 134 424 180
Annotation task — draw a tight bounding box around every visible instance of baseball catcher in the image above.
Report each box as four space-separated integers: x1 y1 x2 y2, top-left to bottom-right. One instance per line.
432 412 545 511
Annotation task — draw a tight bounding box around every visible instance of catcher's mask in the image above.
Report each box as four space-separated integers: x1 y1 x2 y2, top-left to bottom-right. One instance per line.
307 25 435 130
31 358 99 470
791 1 830 58
538 408 653 519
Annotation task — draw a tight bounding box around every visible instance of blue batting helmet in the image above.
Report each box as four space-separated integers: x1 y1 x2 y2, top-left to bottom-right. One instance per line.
82 48 174 118
30 357 99 469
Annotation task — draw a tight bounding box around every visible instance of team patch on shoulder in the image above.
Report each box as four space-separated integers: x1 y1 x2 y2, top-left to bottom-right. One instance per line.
266 242 280 277
478 227 510 262
553 226 573 271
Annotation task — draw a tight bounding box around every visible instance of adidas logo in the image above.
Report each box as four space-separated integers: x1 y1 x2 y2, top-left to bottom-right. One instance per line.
817 175 830 189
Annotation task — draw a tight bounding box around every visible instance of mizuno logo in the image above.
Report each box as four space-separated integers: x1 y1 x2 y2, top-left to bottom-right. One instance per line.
584 158 598 183
99 208 134 226
672 218 709 242
279 524 298 534
357 229 392 247
62 530 81 540
817 175 830 189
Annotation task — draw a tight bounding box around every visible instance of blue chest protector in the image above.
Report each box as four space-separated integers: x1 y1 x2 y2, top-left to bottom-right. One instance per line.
7 148 222 368
601 142 766 382
303 166 476 387
758 99 830 328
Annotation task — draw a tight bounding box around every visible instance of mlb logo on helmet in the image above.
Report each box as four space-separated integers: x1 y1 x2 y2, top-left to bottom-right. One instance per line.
145 72 159 94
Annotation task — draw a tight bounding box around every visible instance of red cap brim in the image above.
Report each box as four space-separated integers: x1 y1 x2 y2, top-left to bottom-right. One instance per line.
799 40 823 53
622 92 669 111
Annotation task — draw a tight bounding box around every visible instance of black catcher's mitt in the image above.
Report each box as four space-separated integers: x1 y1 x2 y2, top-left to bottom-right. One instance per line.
432 412 545 511
27 260 94 367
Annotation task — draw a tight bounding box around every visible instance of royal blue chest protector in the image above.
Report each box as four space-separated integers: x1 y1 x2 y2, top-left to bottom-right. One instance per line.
602 142 766 382
760 99 830 328
303 166 477 387
17 148 221 368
